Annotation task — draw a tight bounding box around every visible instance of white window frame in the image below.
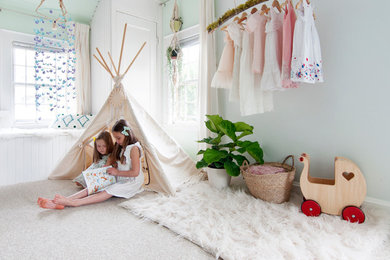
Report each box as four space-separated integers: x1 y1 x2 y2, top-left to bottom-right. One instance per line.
162 25 200 127
0 29 74 128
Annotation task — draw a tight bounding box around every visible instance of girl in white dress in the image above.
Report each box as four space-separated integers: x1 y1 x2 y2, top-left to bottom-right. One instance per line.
39 120 144 209
291 1 323 83
104 120 144 199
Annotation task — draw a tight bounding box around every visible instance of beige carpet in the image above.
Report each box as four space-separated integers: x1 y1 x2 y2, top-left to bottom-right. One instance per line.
0 180 213 260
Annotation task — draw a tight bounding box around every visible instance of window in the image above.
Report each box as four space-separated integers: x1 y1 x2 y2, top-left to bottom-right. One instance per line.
12 43 76 124
167 36 200 124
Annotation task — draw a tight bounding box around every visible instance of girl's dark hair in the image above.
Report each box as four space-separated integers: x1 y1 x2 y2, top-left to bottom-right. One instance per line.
111 119 138 164
93 131 114 163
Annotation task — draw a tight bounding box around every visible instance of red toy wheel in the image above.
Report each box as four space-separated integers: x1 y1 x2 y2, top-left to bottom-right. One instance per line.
301 200 321 217
342 206 365 224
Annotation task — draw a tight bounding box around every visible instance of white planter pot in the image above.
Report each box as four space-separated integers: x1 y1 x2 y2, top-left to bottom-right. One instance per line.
207 167 231 189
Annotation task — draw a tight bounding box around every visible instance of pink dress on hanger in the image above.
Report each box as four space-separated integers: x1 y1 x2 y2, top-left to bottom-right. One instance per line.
291 1 323 83
239 27 273 116
211 31 234 88
281 0 298 88
260 7 284 91
246 12 267 75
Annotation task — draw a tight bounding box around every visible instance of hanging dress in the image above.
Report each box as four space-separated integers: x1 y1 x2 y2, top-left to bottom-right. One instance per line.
246 12 267 75
227 22 242 102
281 0 298 88
211 31 234 89
239 27 273 116
291 1 323 83
260 7 284 91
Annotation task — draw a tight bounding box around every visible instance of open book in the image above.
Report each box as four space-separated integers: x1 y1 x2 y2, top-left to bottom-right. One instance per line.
82 166 116 195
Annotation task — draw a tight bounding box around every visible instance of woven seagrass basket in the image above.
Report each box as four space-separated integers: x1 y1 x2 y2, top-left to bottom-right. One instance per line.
241 155 296 204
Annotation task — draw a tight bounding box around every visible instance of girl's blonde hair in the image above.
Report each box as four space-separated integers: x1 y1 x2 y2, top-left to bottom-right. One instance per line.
110 119 139 164
93 131 114 163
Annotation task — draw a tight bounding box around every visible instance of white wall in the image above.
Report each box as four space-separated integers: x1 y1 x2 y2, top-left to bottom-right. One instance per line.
215 0 390 202
90 0 112 114
90 0 162 118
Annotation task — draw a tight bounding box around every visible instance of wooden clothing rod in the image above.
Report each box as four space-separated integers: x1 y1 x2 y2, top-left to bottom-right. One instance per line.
207 0 269 33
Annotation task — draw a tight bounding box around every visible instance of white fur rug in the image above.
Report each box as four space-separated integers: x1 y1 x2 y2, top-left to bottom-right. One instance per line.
120 181 390 260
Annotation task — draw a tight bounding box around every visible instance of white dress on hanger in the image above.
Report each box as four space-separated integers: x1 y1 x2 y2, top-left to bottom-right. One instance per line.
227 22 242 102
291 1 323 83
211 31 234 88
260 7 284 91
239 28 273 116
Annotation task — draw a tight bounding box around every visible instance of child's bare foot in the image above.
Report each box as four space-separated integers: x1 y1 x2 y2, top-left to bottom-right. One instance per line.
53 194 75 207
39 198 65 210
37 197 45 205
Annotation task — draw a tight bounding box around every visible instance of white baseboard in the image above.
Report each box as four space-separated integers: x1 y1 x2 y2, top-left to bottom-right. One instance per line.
292 181 390 210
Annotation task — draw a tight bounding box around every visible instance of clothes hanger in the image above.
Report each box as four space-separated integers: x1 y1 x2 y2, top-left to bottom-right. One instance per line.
238 12 248 24
251 7 258 14
260 4 270 16
296 0 312 9
296 0 316 19
295 0 303 10
220 25 228 32
280 0 288 11
272 0 282 13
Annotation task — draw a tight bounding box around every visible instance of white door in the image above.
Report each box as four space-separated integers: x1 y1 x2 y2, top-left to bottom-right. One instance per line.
113 11 157 116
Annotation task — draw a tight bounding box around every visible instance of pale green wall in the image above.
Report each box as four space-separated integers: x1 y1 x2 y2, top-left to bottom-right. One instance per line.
162 0 199 36
0 9 42 35
215 0 390 203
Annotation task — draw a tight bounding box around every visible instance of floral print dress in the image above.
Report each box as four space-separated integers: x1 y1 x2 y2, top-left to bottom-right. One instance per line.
291 1 323 83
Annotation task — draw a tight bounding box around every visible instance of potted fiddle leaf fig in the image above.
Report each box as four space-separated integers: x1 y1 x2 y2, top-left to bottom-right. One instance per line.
196 114 264 189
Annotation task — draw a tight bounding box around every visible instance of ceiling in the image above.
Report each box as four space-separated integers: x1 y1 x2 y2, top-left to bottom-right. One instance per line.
0 0 100 24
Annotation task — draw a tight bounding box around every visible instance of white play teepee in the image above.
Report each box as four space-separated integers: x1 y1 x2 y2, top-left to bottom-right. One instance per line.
49 24 200 194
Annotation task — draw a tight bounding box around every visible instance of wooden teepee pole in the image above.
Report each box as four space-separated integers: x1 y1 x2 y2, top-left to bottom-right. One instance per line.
123 42 147 77
96 47 114 78
93 54 114 79
117 23 127 74
108 52 119 76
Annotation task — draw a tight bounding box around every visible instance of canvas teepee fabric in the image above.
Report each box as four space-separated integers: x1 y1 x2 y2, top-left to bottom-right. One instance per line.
49 24 200 194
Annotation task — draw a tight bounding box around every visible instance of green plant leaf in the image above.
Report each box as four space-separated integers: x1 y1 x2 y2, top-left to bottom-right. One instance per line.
234 122 253 132
206 115 223 131
203 149 229 164
213 162 224 169
224 160 240 176
237 147 246 153
211 133 224 145
197 137 213 144
205 120 219 133
197 150 205 155
237 140 252 147
211 145 220 150
219 142 235 148
246 141 264 164
237 130 253 140
196 159 209 169
219 120 237 141
231 154 248 167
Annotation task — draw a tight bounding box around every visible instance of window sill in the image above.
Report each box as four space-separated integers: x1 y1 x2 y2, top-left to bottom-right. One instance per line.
13 122 51 129
0 128 84 140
